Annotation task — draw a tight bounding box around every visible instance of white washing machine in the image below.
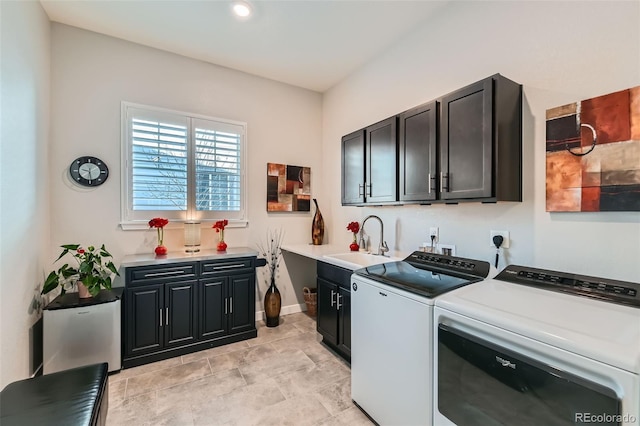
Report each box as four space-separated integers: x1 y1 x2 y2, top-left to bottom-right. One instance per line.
351 251 490 425
434 265 640 426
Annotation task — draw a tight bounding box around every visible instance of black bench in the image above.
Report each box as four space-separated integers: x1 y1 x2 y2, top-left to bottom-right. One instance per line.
0 363 108 426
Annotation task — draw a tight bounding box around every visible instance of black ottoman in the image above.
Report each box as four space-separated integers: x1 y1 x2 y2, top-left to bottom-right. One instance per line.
0 362 108 426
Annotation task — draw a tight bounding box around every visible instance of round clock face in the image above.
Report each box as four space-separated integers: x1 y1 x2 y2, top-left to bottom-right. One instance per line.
69 156 109 187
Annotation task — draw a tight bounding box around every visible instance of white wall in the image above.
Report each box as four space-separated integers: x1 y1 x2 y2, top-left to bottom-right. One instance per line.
50 24 322 315
323 1 640 282
0 1 51 387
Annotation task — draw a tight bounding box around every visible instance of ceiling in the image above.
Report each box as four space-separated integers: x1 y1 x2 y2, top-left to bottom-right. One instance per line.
40 0 449 92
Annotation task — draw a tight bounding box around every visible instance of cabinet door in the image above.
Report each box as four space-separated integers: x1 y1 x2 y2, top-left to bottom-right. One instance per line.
125 284 164 356
317 278 339 346
399 102 438 202
199 277 227 340
165 281 198 348
366 117 398 203
228 273 255 334
341 129 365 205
337 287 351 359
440 77 493 200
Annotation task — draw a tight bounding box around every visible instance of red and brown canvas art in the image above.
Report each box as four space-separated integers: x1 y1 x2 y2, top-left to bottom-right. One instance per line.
545 86 640 211
266 162 311 212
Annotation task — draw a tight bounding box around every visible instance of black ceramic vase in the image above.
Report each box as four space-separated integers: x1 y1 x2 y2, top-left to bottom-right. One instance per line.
312 198 324 245
264 277 281 327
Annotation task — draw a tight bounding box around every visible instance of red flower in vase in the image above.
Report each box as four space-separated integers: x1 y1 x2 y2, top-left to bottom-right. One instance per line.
346 221 360 234
347 221 360 251
212 219 228 232
213 219 229 251
149 217 169 255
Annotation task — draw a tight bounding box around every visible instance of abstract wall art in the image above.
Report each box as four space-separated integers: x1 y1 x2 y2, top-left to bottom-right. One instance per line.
545 86 640 212
266 163 311 211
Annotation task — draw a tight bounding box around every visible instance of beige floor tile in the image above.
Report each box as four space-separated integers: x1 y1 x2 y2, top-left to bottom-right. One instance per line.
208 342 278 374
271 330 320 353
191 378 285 425
181 340 250 364
108 377 127 409
238 348 315 385
155 368 247 411
125 359 212 398
314 376 353 416
107 312 359 425
106 391 158 425
237 394 332 426
316 406 374 426
274 358 350 399
111 356 183 382
248 322 304 346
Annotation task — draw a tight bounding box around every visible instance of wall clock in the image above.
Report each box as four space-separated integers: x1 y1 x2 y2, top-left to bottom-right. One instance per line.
69 156 109 187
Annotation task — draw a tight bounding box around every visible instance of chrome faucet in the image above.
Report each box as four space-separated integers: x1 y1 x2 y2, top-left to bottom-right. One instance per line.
359 215 389 256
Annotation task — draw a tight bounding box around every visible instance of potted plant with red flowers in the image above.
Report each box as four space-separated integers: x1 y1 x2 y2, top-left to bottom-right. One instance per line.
347 221 360 251
149 217 169 255
42 244 119 299
213 219 229 251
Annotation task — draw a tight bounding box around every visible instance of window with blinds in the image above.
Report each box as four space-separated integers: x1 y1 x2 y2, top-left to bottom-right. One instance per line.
121 103 246 227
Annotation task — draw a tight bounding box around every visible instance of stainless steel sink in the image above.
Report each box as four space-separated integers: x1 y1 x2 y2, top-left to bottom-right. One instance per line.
323 251 401 270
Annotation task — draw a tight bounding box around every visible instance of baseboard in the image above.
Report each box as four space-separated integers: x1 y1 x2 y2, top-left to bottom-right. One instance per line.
255 303 306 322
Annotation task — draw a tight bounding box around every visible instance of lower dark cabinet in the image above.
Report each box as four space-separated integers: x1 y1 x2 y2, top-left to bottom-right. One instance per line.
199 273 255 340
125 280 197 356
123 257 257 368
165 281 198 347
317 262 352 361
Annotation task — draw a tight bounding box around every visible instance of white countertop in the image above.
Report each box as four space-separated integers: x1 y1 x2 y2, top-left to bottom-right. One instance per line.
121 247 258 268
281 243 405 271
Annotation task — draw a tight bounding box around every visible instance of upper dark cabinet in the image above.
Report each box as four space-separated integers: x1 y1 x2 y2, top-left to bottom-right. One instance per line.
366 117 398 203
440 74 522 202
340 73 522 206
399 101 438 202
341 130 365 205
341 117 398 205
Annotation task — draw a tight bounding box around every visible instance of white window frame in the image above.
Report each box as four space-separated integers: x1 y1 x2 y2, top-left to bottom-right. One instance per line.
120 102 248 230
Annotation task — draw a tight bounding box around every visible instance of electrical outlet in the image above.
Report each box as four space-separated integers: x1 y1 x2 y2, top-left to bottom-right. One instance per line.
429 227 439 243
490 230 510 248
437 243 456 256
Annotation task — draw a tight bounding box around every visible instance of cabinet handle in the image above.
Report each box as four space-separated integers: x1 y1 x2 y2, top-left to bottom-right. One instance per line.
229 297 233 314
145 270 185 278
440 172 449 192
211 264 245 271
336 293 342 310
365 183 371 197
428 173 433 194
225 298 228 315
159 309 163 327
165 307 169 325
330 290 335 307
358 183 365 197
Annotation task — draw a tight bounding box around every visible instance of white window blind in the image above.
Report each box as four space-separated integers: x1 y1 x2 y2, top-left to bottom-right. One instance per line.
121 103 246 228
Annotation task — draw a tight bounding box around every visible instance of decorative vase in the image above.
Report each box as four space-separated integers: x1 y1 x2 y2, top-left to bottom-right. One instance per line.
311 198 324 245
155 227 167 256
350 234 359 252
264 277 281 327
217 230 227 252
77 282 92 299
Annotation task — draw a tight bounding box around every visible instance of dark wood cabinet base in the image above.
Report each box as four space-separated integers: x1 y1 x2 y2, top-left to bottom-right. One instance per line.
122 328 257 369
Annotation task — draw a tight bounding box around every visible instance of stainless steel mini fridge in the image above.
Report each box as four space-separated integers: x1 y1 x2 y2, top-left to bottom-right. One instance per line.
43 289 122 374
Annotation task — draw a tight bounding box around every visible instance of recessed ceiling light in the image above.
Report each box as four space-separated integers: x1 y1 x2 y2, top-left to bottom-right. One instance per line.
232 1 252 18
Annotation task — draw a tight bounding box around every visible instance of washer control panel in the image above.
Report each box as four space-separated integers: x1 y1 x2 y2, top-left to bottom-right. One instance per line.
496 265 639 308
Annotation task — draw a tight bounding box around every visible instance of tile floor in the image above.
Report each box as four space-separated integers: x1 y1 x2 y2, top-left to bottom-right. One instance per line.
107 312 373 425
